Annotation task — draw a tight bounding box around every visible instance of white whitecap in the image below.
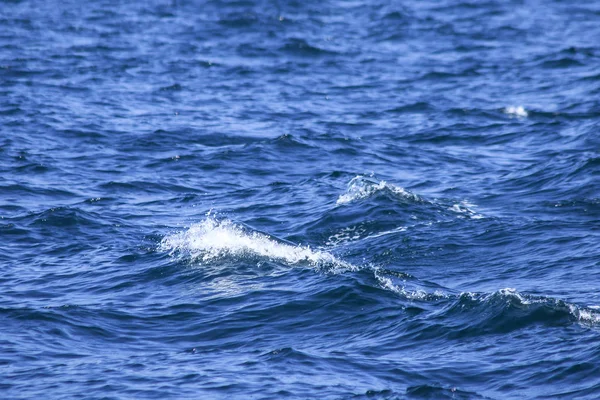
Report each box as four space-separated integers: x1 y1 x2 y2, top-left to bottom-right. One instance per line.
477 288 600 326
504 105 528 117
160 216 357 272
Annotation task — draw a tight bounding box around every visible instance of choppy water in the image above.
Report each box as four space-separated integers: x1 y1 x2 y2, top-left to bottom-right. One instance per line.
2 0 600 398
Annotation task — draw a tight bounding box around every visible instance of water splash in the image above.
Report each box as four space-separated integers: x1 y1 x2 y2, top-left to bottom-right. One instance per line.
160 216 357 272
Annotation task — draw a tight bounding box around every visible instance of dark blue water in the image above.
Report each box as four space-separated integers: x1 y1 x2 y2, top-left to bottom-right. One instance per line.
2 0 600 398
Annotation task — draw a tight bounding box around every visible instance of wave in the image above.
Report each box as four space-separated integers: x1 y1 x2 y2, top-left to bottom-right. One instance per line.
448 200 484 219
374 268 448 301
336 176 482 216
336 175 421 205
377 274 600 328
160 216 599 331
160 215 357 273
334 175 483 221
373 267 599 327
459 288 600 328
280 38 340 57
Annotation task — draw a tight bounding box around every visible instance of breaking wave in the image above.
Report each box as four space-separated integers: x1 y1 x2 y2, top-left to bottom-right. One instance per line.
160 215 358 272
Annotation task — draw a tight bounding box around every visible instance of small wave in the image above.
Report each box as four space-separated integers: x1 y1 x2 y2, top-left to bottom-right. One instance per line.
460 288 600 327
160 216 357 272
336 175 420 205
504 105 528 117
377 277 600 328
374 268 448 301
335 176 484 221
570 304 600 324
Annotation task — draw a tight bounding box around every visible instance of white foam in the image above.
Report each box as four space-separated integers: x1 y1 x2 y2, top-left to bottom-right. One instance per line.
496 287 534 304
160 216 357 272
325 225 366 246
570 304 600 324
325 225 407 247
336 175 418 205
363 226 408 241
448 200 484 219
504 105 528 117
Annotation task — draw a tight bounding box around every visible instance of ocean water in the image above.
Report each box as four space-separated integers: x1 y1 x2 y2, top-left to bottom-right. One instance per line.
1 0 600 398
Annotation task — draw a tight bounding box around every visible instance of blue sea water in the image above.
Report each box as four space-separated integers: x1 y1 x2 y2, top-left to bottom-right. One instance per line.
1 0 600 398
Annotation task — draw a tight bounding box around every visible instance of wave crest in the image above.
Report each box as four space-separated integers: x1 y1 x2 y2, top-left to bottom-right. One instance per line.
459 288 600 327
336 175 420 205
160 216 357 272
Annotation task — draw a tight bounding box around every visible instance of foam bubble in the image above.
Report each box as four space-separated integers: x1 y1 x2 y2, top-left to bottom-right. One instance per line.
504 105 528 117
161 216 357 272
